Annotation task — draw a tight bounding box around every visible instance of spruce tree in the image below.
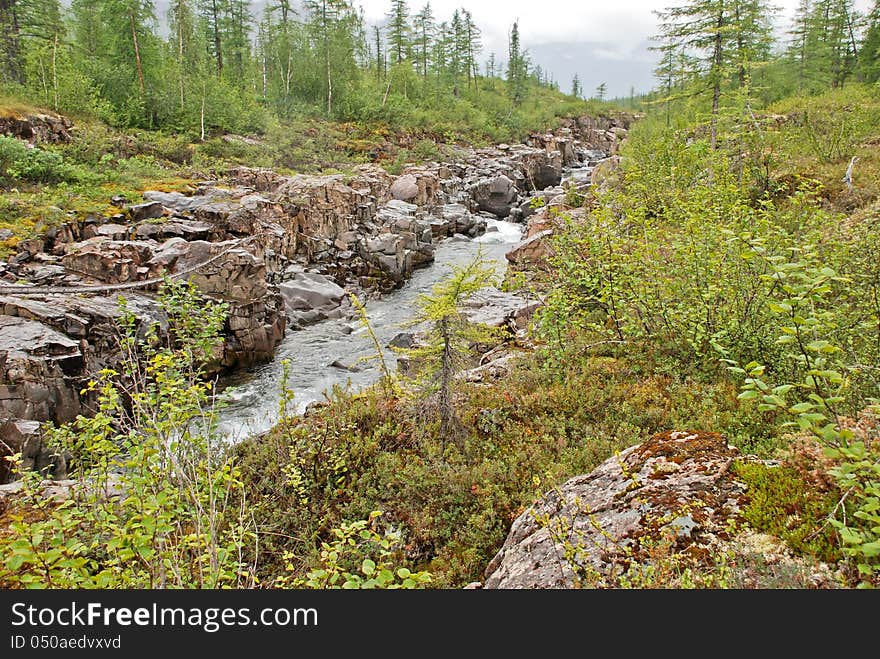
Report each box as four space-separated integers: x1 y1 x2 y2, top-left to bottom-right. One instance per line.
507 20 528 105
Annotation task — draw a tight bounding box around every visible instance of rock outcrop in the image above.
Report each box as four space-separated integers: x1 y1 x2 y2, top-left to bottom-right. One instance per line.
483 431 745 588
0 110 630 445
0 109 73 144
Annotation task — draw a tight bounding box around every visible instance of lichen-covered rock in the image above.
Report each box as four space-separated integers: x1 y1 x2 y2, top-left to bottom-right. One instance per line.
483 431 745 588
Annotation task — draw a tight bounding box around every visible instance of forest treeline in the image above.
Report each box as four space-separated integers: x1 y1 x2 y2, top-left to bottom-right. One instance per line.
1 0 879 139
0 0 548 136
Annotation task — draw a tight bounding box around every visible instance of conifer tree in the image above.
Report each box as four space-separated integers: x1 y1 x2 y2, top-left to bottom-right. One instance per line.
656 0 775 149
413 3 434 78
403 253 499 451
507 20 528 105
386 0 409 64
861 0 880 82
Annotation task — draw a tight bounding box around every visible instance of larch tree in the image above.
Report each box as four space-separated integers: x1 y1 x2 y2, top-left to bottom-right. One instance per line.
861 0 880 82
96 0 161 126
224 0 254 86
303 0 357 115
199 0 226 77
0 0 64 84
462 8 482 90
656 0 776 149
168 0 198 109
386 0 409 65
413 2 434 79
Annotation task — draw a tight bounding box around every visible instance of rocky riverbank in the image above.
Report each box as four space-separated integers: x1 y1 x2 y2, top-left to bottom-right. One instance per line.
0 111 633 483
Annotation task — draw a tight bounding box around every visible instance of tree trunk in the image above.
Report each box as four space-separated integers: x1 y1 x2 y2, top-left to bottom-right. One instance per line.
178 12 185 108
200 80 206 142
51 33 58 110
437 317 461 450
325 38 332 114
5 0 23 84
130 12 146 97
211 0 223 77
710 10 725 151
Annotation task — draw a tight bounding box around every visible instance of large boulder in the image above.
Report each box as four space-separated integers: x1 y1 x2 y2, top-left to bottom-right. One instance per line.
390 174 420 203
280 272 347 328
469 175 519 218
392 167 443 207
483 431 745 588
280 272 346 312
128 201 165 221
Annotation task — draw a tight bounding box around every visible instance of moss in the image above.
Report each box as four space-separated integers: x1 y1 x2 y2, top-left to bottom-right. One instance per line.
635 430 734 467
733 461 841 563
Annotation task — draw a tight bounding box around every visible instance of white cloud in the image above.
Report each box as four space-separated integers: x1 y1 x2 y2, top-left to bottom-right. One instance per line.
355 0 873 53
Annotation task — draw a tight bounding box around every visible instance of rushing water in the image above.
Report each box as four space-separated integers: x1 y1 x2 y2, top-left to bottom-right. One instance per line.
215 217 525 441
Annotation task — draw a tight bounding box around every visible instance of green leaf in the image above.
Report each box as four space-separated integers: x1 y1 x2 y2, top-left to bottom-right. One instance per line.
7 554 27 571
789 402 814 413
768 302 792 314
361 558 376 576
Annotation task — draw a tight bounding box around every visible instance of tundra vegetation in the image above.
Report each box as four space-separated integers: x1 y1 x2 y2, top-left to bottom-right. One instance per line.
1 0 880 588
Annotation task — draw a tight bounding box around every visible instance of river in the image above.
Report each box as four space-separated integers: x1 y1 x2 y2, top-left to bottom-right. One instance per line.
215 217 525 441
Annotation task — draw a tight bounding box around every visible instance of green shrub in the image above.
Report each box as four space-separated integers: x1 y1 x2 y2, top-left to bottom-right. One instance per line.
0 136 73 184
734 461 841 561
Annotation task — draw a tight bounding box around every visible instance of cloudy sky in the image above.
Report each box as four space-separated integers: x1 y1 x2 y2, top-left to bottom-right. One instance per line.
355 0 875 97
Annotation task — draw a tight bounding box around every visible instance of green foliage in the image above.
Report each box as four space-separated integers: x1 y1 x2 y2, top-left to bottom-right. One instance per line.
238 337 759 587
727 228 880 586
348 292 397 398
0 279 258 589
770 86 880 164
734 461 841 561
401 251 500 448
0 136 71 184
279 511 432 589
